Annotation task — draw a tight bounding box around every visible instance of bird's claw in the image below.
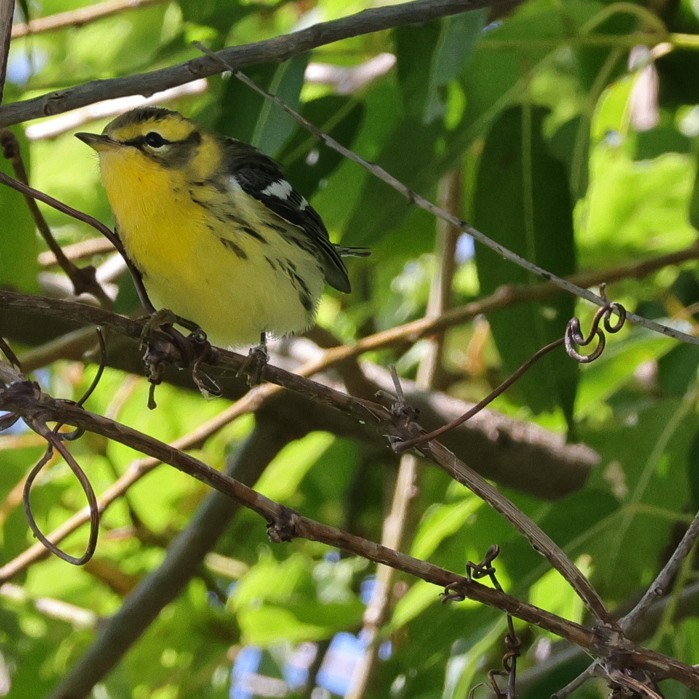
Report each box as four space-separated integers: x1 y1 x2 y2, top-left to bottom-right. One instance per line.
236 337 268 386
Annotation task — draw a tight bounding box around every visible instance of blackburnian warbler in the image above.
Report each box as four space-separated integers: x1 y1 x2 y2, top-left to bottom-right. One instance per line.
76 106 367 348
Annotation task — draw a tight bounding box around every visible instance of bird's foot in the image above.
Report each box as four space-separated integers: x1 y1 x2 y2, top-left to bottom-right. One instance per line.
236 334 268 386
140 309 219 407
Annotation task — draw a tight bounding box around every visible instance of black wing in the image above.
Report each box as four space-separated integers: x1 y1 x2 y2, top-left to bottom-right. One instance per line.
224 138 352 293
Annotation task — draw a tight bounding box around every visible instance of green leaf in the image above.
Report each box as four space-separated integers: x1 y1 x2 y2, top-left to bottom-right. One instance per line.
213 55 309 156
238 600 362 646
231 553 362 646
177 0 253 29
278 95 365 196
410 497 483 561
657 343 699 397
341 118 443 247
579 148 696 267
0 128 38 292
688 428 699 508
340 12 485 246
472 105 577 421
230 551 313 609
394 21 441 121
584 397 696 599
251 55 310 155
254 432 336 502
575 328 675 418
460 0 605 141
394 11 485 125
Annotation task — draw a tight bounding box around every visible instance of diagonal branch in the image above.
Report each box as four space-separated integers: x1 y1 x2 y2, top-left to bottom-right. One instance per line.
0 0 510 127
0 289 599 499
621 508 699 632
1 360 698 691
49 416 296 699
217 56 698 346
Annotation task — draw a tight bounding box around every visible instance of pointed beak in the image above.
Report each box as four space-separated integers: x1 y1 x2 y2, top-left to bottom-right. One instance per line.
75 132 119 152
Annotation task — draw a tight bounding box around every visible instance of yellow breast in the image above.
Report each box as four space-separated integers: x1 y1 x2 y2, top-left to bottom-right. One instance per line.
97 147 324 347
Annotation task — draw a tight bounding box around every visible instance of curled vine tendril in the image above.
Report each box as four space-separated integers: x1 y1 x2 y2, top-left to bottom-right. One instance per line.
0 331 108 566
22 427 100 566
565 301 626 364
393 300 628 453
444 546 521 699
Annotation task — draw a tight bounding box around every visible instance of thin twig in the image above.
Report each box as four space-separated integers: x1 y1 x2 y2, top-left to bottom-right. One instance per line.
23 425 100 565
552 664 600 698
621 508 699 631
0 131 113 305
39 237 116 267
196 45 698 347
20 330 107 565
11 0 164 38
397 301 626 451
0 171 153 310
395 337 564 452
0 0 13 105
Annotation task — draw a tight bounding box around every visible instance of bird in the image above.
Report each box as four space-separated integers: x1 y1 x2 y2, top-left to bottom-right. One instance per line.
76 106 367 350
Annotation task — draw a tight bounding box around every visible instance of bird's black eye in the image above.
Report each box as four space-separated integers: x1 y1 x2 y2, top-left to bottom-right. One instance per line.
144 132 167 148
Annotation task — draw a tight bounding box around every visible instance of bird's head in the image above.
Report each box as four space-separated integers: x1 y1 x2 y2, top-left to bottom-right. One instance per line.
76 106 210 171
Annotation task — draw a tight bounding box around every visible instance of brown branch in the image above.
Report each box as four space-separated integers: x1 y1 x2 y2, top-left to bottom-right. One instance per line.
0 356 321 581
25 236 699 360
0 0 510 128
0 289 599 498
0 0 14 105
518 581 699 695
1 362 698 691
420 438 609 623
6 324 595 630
5 330 607 626
11 0 164 38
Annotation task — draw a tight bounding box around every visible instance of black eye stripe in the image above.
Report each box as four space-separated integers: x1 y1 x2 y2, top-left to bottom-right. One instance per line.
123 133 170 149
122 130 200 151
